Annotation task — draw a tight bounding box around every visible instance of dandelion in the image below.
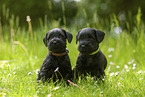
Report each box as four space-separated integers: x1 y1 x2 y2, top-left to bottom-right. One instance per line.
116 66 120 68
108 55 112 58
114 27 122 35
53 86 60 90
28 72 32 75
36 69 40 74
108 48 114 52
109 72 114 76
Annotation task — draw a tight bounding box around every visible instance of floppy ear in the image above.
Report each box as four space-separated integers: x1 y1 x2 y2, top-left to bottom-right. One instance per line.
95 29 105 43
43 33 48 47
61 29 73 43
65 32 73 43
76 31 80 44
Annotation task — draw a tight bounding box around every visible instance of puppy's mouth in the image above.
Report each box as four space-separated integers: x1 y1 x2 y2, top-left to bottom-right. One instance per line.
78 44 98 55
48 41 66 53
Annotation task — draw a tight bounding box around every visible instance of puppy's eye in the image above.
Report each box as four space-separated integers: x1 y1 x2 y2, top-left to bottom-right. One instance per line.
59 35 65 38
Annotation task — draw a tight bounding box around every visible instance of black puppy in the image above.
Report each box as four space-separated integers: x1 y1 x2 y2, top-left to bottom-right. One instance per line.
37 28 73 82
73 28 107 80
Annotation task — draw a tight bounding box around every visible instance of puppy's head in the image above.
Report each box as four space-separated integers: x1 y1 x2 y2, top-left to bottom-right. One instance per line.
43 28 73 53
76 28 105 54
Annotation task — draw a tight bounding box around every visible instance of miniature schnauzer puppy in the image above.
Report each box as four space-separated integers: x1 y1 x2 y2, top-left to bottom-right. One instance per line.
73 28 107 80
37 28 73 82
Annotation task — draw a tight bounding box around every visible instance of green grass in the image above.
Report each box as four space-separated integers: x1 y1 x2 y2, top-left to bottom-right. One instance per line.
0 10 145 97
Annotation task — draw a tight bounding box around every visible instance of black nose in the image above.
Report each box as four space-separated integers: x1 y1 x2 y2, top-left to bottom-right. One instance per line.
81 44 86 48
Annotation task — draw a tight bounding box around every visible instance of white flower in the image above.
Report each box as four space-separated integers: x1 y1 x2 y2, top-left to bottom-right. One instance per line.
109 72 114 76
110 62 114 65
26 16 31 22
126 69 130 72
116 66 120 68
54 67 59 72
13 72 16 74
108 48 114 52
114 27 122 35
117 82 121 86
35 56 37 59
36 69 40 74
100 91 103 94
47 94 52 97
128 61 132 65
115 72 119 76
7 64 10 67
8 73 11 77
108 55 112 58
36 91 39 93
137 70 142 74
0 66 1 68
132 67 136 70
28 72 32 75
124 64 128 69
53 86 60 90
120 77 124 80
139 78 143 80
133 63 136 67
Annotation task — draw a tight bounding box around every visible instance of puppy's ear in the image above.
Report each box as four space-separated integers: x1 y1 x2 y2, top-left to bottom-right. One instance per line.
65 32 73 43
43 33 48 47
61 29 73 43
76 31 80 44
95 29 105 43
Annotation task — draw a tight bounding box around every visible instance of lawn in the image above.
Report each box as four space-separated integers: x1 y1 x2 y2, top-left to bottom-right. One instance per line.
0 11 145 96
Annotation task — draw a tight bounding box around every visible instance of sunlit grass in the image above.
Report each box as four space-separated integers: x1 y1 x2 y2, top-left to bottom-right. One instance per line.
0 9 145 97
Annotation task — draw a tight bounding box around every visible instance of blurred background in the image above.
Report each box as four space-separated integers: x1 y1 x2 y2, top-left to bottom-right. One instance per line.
0 0 145 31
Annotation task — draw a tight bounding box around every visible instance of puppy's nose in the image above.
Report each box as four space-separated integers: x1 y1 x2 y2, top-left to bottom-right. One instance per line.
81 45 86 48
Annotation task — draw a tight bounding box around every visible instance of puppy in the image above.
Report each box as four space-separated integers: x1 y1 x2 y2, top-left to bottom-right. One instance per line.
73 28 107 80
37 28 73 82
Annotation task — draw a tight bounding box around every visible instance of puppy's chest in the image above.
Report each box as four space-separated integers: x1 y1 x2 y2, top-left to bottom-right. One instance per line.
83 57 99 67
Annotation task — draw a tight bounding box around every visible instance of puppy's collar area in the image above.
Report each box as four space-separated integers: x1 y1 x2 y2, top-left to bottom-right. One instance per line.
49 49 69 56
89 49 100 55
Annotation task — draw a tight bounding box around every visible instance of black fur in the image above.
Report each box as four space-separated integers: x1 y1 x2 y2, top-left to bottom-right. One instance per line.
73 28 107 80
37 28 73 82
